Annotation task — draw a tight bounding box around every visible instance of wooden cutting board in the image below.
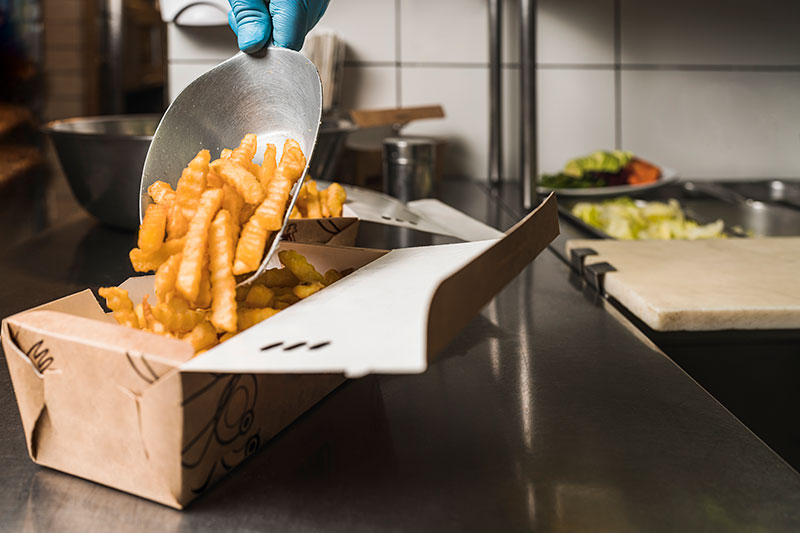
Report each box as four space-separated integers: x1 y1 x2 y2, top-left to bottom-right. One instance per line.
566 238 800 332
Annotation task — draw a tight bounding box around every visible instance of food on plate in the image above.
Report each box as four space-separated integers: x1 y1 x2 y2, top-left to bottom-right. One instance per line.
541 150 662 189
100 134 353 353
571 197 726 240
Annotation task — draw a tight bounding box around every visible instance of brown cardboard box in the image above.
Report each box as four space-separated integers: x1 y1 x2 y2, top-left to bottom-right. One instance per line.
2 195 558 508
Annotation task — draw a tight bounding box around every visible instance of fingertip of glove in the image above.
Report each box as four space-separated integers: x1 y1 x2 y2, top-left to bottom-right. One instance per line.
238 28 269 53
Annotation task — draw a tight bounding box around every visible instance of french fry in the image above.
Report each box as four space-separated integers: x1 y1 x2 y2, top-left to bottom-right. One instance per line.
232 143 306 274
289 205 302 219
274 301 291 310
219 332 236 343
239 203 257 225
236 286 250 301
170 149 210 238
294 282 324 299
176 188 223 302
153 294 206 334
300 180 322 219
129 237 185 273
221 148 232 159
272 287 301 306
138 204 168 254
259 143 277 189
184 320 218 353
194 262 212 309
323 268 343 286
244 285 274 308
210 159 265 205
254 267 299 287
319 188 331 218
206 170 224 189
209 209 237 333
221 184 244 246
229 133 258 174
279 249 324 284
154 252 182 301
148 181 176 206
98 287 139 329
326 182 346 217
237 307 280 331
134 303 146 329
142 295 169 335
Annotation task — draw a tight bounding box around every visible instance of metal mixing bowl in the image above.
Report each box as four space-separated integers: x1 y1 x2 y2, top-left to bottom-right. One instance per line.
44 115 159 230
45 114 354 230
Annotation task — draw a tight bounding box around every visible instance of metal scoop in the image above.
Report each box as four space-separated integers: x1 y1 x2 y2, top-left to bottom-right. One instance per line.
140 48 322 284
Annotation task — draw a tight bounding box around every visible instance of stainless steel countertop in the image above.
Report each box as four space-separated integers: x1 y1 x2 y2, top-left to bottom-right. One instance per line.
1 167 799 531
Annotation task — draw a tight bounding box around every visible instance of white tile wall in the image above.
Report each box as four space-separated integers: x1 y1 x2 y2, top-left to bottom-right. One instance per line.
622 71 800 179
402 67 489 176
400 0 488 64
536 69 616 174
535 0 615 65
621 0 800 65
168 0 800 180
341 66 397 109
314 0 395 63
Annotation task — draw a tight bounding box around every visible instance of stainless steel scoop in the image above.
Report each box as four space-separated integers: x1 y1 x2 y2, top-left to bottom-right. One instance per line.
140 48 322 284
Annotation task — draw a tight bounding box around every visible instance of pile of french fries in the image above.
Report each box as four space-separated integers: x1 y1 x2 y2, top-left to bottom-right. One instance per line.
290 180 346 219
99 134 349 354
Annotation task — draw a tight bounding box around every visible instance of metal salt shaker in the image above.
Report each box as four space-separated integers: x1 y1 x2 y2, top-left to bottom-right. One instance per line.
382 137 436 202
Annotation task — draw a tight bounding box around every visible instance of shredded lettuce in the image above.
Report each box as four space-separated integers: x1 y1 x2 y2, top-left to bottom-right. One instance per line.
571 198 726 240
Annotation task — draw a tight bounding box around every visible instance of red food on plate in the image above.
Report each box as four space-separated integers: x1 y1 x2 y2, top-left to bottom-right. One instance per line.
624 158 661 185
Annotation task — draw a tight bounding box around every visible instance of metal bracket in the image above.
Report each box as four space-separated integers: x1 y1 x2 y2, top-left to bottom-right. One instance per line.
569 247 598 274
569 247 617 294
583 262 617 294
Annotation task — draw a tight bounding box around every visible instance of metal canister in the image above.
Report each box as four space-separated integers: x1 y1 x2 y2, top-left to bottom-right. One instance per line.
382 137 436 202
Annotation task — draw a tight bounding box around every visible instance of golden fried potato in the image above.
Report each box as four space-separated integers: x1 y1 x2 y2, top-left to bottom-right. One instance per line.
259 143 277 189
138 204 168 254
208 209 237 333
254 267 299 287
210 159 265 205
294 282 324 299
323 268 343 286
279 250 324 284
152 294 206 334
184 320 218 353
170 149 210 239
176 188 223 302
129 237 186 273
237 307 280 331
148 181 176 206
244 285 274 308
326 182 346 217
98 287 139 329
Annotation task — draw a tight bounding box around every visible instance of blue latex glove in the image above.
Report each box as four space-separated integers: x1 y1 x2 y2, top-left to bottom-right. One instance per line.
228 0 330 53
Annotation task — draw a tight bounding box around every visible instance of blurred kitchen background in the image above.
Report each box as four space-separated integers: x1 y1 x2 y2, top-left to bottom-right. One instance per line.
2 0 800 187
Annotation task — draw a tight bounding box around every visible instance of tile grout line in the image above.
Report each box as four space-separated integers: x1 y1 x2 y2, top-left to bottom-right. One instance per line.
395 0 402 107
342 61 800 72
614 0 622 150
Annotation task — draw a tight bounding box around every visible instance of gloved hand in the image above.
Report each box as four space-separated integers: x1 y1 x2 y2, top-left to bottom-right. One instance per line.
227 0 330 53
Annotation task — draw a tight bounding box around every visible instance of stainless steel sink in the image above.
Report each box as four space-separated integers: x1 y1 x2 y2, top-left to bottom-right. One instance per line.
557 180 800 239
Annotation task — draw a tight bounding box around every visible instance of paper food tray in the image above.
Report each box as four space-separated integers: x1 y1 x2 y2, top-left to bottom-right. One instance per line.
2 195 558 508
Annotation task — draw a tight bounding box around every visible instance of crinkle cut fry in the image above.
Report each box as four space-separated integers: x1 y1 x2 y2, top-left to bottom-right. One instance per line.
210 159 265 205
98 287 138 329
170 149 210 238
138 203 168 254
209 209 237 332
176 188 223 302
231 143 307 275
